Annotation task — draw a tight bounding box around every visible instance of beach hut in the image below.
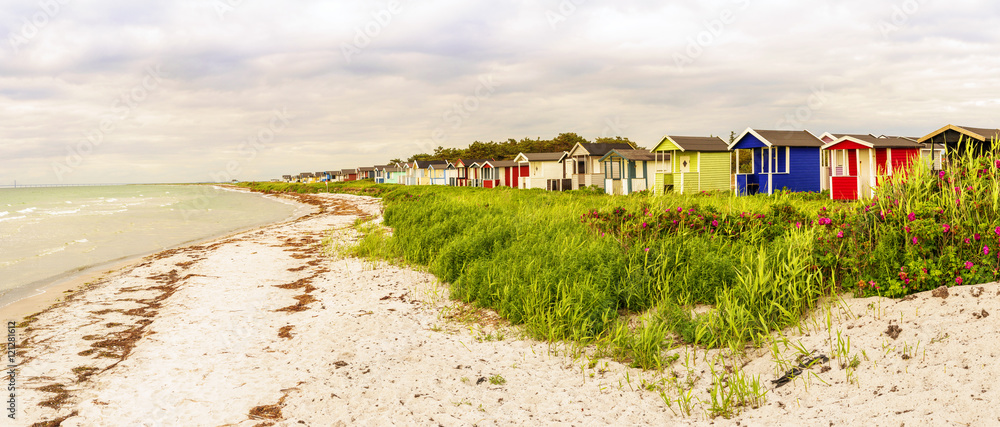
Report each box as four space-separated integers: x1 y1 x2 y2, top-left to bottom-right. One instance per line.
282 175 292 183
513 151 569 190
729 128 824 195
918 125 1000 160
356 166 376 180
427 161 452 185
822 134 923 200
598 149 655 195
405 161 444 185
650 135 731 195
404 162 427 185
386 164 406 184
565 142 637 190
452 159 491 187
479 160 520 188
341 169 358 182
326 171 341 182
373 165 388 183
315 171 329 182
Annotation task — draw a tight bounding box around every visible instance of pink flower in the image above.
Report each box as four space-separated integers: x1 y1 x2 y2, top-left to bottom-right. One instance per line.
837 231 844 238
956 277 963 285
996 159 1000 169
644 248 650 252
905 226 911 233
995 226 1000 236
939 171 946 178
975 233 981 241
912 236 918 245
907 212 916 222
942 224 951 233
964 238 971 244
965 261 974 269
711 220 719 227
642 222 648 228
985 246 991 256
795 222 801 228
677 207 682 212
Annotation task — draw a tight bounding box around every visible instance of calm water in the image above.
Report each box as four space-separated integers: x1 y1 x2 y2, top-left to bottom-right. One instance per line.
0 185 298 307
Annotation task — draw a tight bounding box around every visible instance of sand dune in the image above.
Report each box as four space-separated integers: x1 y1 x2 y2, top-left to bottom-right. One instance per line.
10 193 1000 426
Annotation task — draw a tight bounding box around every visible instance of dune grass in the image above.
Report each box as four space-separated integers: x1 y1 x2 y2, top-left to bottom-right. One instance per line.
242 142 1000 417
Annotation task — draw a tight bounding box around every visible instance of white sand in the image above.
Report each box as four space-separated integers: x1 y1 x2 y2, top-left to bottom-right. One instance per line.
10 193 1000 426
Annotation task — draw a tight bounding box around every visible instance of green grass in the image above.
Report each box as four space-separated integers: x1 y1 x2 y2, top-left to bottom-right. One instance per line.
241 141 1000 418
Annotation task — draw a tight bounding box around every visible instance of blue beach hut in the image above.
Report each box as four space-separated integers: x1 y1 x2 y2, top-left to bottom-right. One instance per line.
729 128 824 195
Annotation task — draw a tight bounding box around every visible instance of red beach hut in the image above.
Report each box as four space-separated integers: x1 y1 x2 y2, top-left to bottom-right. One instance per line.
822 134 922 200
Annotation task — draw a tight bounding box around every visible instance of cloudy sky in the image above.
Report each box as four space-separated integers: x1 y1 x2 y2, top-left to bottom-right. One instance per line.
1 0 998 184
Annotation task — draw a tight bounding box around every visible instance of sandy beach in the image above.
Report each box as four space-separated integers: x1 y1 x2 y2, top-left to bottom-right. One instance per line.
9 192 1000 426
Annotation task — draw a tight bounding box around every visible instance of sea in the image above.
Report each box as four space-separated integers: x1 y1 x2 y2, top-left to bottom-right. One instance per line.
0 185 300 310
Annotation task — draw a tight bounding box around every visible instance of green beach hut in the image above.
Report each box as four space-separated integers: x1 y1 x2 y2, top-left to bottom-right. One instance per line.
651 135 731 195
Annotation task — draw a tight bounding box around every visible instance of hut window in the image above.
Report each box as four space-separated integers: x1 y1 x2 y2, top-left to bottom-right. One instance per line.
611 160 621 179
773 147 788 173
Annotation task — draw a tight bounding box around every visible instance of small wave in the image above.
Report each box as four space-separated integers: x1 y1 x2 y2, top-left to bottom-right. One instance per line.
65 201 73 204
75 239 89 243
94 209 128 215
0 215 26 223
17 207 36 214
38 246 66 257
0 211 7 217
106 198 118 202
46 209 81 216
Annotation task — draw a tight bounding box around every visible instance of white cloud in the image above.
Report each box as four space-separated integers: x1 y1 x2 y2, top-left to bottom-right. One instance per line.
1 0 999 184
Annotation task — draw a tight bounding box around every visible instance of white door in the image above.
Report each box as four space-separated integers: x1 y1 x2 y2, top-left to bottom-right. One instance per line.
679 156 691 173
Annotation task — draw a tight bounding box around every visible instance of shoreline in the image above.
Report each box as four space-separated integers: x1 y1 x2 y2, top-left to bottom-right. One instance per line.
14 191 1000 426
0 188 316 323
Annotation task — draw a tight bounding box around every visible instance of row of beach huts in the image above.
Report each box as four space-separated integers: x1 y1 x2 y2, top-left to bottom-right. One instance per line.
280 125 998 200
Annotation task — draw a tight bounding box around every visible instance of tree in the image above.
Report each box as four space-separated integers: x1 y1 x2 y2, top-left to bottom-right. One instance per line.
593 136 638 149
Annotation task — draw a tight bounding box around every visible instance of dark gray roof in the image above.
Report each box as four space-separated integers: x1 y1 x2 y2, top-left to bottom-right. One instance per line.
518 152 567 162
484 160 519 168
605 149 655 161
575 143 635 156
958 126 1000 140
454 158 491 167
341 169 355 174
835 135 922 148
754 130 824 147
412 160 449 168
667 136 728 152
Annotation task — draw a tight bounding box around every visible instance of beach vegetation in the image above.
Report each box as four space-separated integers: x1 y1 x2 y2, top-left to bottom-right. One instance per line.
241 139 1000 418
